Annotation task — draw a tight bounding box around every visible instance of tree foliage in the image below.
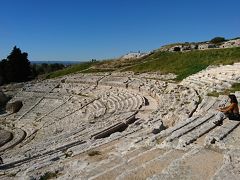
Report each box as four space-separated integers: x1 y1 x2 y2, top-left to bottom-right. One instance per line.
210 37 226 44
0 46 66 85
0 46 31 84
31 63 65 76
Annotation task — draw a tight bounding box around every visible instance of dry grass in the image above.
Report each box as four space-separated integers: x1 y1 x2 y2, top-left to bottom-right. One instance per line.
87 150 101 156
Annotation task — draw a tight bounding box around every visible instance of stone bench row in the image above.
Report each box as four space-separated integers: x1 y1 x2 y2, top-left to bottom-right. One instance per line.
23 82 59 93
101 92 144 113
177 116 217 148
204 120 240 147
65 75 105 85
115 150 184 180
168 113 214 142
41 97 92 119
183 78 231 91
10 127 87 163
0 138 86 170
88 147 165 180
0 127 26 152
212 149 240 179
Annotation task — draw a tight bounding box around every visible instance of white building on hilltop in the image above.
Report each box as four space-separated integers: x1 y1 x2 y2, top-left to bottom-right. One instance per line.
120 51 150 60
220 39 240 49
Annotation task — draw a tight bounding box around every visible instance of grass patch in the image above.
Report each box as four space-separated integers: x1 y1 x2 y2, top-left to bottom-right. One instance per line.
125 47 240 81
46 62 95 79
45 47 240 80
208 83 240 97
221 83 240 95
40 171 58 180
230 83 240 92
7 172 17 177
82 68 115 73
207 91 220 97
156 137 165 144
87 150 101 156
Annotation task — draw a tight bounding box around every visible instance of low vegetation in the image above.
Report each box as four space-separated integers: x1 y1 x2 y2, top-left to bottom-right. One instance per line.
207 83 240 97
39 171 58 180
207 91 220 97
0 46 31 84
2 40 240 82
123 47 240 81
45 47 240 80
87 150 101 156
46 62 95 78
32 63 65 76
210 37 226 44
0 46 67 85
230 83 240 92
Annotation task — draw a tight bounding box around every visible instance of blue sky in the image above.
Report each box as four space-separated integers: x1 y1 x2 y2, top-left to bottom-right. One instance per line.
0 0 239 61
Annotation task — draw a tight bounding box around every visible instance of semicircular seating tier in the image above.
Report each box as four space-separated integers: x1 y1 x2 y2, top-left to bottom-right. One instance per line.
1 69 240 180
181 63 240 95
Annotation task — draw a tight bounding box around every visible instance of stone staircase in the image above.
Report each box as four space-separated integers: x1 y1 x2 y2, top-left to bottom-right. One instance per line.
1 68 240 179
181 63 240 95
149 148 223 180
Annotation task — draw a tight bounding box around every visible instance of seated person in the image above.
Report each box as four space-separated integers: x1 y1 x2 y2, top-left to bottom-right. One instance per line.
217 94 240 121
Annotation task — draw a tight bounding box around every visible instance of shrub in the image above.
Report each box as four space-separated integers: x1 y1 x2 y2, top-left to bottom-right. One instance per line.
0 46 31 84
39 171 58 180
173 47 181 52
210 37 226 44
87 150 101 156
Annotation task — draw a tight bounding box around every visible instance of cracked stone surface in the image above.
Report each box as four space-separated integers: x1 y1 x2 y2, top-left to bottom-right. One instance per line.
0 63 240 179
0 130 12 147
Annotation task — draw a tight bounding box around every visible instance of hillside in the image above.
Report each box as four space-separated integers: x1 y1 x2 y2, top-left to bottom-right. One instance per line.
1 39 240 179
47 47 240 81
124 47 240 80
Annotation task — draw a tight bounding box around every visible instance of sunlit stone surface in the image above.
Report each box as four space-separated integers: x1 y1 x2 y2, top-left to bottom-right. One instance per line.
0 63 240 179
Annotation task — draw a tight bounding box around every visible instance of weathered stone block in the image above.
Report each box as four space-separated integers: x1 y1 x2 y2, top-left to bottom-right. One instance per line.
6 100 23 113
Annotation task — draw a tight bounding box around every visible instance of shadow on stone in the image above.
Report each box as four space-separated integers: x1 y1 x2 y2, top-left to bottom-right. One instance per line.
152 121 167 134
6 101 23 113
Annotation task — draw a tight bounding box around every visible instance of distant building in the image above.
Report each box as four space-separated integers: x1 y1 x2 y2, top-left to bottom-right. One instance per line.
198 43 210 50
220 39 240 49
120 51 150 60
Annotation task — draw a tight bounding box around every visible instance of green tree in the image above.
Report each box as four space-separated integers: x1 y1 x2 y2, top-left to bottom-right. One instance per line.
210 37 226 44
9 46 31 82
0 46 31 83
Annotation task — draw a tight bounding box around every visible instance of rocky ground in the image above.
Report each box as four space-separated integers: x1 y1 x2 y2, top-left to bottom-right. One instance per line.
0 63 240 180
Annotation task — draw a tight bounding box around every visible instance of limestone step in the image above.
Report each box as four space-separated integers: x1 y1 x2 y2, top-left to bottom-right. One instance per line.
0 130 12 147
211 95 229 110
89 148 165 180
196 96 217 113
13 97 43 118
0 128 26 152
149 148 223 180
205 120 240 146
163 113 214 143
221 122 240 149
116 149 185 180
155 116 200 139
184 78 208 87
81 147 146 179
203 98 218 112
212 149 240 180
0 139 86 170
177 116 217 148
